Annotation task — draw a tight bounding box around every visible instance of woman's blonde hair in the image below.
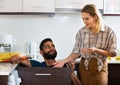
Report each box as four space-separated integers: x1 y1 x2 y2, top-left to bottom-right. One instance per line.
81 4 103 33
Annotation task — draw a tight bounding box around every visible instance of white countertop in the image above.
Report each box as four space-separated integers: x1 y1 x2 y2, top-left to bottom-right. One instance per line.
107 57 120 64
75 58 120 64
0 63 17 75
107 60 120 64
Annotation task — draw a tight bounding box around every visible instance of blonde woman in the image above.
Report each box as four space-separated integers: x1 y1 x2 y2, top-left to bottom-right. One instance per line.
54 4 117 85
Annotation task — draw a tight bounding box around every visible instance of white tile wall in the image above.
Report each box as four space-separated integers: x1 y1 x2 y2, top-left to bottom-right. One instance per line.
0 13 120 61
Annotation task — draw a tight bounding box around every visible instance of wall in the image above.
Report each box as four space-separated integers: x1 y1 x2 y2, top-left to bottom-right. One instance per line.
103 16 120 49
0 13 120 61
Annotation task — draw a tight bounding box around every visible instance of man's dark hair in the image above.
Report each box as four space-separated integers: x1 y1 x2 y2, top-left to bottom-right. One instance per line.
39 38 53 50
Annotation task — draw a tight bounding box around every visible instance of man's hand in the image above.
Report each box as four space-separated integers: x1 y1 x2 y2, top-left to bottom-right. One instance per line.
66 60 75 72
11 55 21 64
67 60 82 85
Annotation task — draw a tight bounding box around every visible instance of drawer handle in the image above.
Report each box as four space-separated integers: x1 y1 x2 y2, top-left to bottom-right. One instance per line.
35 73 51 76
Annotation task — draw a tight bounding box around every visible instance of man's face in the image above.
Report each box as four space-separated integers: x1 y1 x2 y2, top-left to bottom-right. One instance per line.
41 41 57 59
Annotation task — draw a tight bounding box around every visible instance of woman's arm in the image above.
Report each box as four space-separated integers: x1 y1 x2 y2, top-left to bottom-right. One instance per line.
83 47 116 57
94 48 116 57
54 53 80 68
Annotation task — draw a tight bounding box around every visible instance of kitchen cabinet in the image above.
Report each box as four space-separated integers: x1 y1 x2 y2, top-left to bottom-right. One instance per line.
55 0 103 9
97 0 103 9
0 0 103 14
76 0 103 9
23 0 55 13
0 0 22 12
0 0 55 14
55 0 81 9
0 76 8 85
0 63 19 85
103 0 120 16
108 63 120 85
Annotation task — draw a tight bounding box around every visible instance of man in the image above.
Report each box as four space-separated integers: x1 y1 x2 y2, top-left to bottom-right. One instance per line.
11 38 81 85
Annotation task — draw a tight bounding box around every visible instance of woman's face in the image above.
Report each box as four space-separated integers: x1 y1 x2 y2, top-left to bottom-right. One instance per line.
81 12 96 28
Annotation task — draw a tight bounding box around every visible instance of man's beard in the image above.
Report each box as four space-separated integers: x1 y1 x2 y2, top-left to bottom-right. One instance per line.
43 50 57 59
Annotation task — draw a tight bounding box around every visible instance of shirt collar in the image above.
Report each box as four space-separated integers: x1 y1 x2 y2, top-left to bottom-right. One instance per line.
100 24 105 31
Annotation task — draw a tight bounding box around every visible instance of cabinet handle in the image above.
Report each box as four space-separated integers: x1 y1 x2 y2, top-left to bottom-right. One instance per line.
35 73 51 76
32 6 44 8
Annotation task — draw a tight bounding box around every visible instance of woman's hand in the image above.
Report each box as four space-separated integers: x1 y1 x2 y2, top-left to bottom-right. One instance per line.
82 47 97 53
53 60 65 68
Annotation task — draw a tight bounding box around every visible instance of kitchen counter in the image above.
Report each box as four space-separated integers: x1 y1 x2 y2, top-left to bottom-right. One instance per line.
75 58 120 64
107 60 120 64
108 62 120 85
0 63 18 85
90 58 120 85
0 63 17 75
107 57 120 64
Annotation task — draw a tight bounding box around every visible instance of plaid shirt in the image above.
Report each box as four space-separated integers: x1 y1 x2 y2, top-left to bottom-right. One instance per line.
72 24 117 71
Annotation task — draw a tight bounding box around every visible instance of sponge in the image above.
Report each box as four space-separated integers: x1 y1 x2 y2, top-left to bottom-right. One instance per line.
0 52 21 60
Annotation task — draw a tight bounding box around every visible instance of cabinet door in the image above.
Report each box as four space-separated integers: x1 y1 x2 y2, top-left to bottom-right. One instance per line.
55 0 81 9
98 0 103 9
103 0 120 15
55 0 103 9
23 0 55 12
108 64 120 85
79 0 103 9
0 0 22 12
